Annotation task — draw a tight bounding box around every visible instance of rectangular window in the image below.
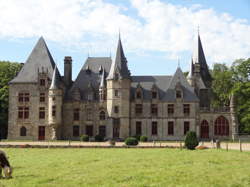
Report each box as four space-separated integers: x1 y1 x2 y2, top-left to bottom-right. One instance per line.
152 121 157 135
115 90 119 97
167 104 174 115
176 90 182 98
18 107 29 119
152 91 157 99
168 121 174 135
52 105 56 117
73 108 80 121
86 125 93 136
135 104 143 115
184 121 190 135
151 104 158 115
136 91 142 99
39 107 45 119
86 108 92 121
136 121 142 135
40 79 45 86
40 93 45 102
73 125 79 137
18 93 30 102
114 106 119 114
183 104 190 116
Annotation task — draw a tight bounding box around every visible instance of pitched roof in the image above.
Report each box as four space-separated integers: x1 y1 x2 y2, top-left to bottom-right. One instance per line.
10 37 58 83
107 36 130 80
49 66 60 89
68 57 112 100
131 68 199 102
192 34 212 87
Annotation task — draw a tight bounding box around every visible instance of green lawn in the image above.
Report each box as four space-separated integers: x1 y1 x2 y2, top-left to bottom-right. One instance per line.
0 148 250 187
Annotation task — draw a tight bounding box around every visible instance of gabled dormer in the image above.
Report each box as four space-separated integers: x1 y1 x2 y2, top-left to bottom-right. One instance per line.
175 81 183 100
86 82 95 101
151 84 159 100
135 83 143 100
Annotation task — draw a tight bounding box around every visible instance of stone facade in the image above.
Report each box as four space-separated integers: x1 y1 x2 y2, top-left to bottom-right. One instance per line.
8 35 238 141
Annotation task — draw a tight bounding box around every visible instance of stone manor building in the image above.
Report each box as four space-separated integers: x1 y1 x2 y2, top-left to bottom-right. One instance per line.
8 34 238 140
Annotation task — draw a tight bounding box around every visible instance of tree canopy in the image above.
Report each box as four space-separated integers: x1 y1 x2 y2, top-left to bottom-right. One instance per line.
0 61 22 139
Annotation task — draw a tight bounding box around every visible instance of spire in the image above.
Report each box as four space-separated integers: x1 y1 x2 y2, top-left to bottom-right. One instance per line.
107 35 130 80
192 32 212 87
50 66 60 90
99 70 105 88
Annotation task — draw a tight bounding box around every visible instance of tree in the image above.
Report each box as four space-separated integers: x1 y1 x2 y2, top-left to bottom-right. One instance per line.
231 58 250 133
211 63 234 108
0 61 22 139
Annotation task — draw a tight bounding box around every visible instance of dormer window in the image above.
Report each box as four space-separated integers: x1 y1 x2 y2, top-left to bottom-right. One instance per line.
152 91 157 99
87 93 93 101
136 91 142 99
176 90 182 98
40 79 45 86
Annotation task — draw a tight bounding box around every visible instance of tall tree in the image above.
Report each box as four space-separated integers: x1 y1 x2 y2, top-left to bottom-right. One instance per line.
0 61 22 139
211 63 234 108
231 58 250 133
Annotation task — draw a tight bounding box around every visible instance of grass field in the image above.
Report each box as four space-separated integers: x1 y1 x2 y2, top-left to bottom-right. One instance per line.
0 148 250 187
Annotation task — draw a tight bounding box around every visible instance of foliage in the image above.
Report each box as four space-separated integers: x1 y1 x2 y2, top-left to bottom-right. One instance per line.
125 137 139 146
211 59 250 134
80 135 89 142
231 58 250 133
184 131 199 150
2 148 250 186
211 63 234 107
133 135 141 141
95 134 104 142
140 136 148 142
0 61 22 139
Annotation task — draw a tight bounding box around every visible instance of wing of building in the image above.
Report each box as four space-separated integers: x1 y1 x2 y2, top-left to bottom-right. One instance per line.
8 34 238 141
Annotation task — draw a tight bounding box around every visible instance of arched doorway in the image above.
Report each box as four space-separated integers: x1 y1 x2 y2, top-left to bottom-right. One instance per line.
214 116 229 136
200 120 209 139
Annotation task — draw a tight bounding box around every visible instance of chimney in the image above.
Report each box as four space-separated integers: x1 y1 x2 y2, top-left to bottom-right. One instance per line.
64 56 72 87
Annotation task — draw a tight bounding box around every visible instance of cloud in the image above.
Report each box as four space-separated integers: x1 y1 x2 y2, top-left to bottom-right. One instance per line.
0 0 249 65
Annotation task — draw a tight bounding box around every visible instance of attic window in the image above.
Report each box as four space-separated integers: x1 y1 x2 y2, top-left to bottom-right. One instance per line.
176 90 182 98
40 79 45 86
136 91 142 99
115 73 119 80
152 91 157 99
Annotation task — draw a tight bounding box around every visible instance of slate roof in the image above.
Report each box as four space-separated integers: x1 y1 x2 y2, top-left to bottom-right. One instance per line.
10 37 59 84
192 34 212 87
131 68 199 102
107 36 130 80
68 57 112 100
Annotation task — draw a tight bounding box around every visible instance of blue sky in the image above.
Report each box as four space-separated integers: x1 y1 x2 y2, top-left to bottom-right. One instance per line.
0 0 249 79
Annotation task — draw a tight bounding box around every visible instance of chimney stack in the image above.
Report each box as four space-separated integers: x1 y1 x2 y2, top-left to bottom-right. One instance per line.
64 56 72 87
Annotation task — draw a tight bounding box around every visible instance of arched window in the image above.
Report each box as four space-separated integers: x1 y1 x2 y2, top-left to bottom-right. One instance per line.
99 111 105 120
20 126 26 136
214 116 229 136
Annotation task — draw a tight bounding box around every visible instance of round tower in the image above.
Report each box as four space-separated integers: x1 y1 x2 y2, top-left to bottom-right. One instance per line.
48 66 63 140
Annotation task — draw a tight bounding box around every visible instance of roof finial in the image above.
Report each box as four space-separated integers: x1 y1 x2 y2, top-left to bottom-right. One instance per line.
118 28 121 40
177 57 180 68
197 25 200 35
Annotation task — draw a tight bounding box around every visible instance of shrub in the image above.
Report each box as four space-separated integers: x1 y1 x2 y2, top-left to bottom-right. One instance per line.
133 135 141 141
185 131 199 150
95 134 104 142
140 136 148 142
80 135 89 142
125 137 138 146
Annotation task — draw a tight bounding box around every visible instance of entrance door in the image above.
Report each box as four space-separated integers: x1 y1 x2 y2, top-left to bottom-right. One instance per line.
38 126 45 140
200 120 209 139
113 118 120 138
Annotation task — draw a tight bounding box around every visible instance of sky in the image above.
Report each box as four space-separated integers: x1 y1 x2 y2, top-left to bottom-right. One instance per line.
0 0 249 79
